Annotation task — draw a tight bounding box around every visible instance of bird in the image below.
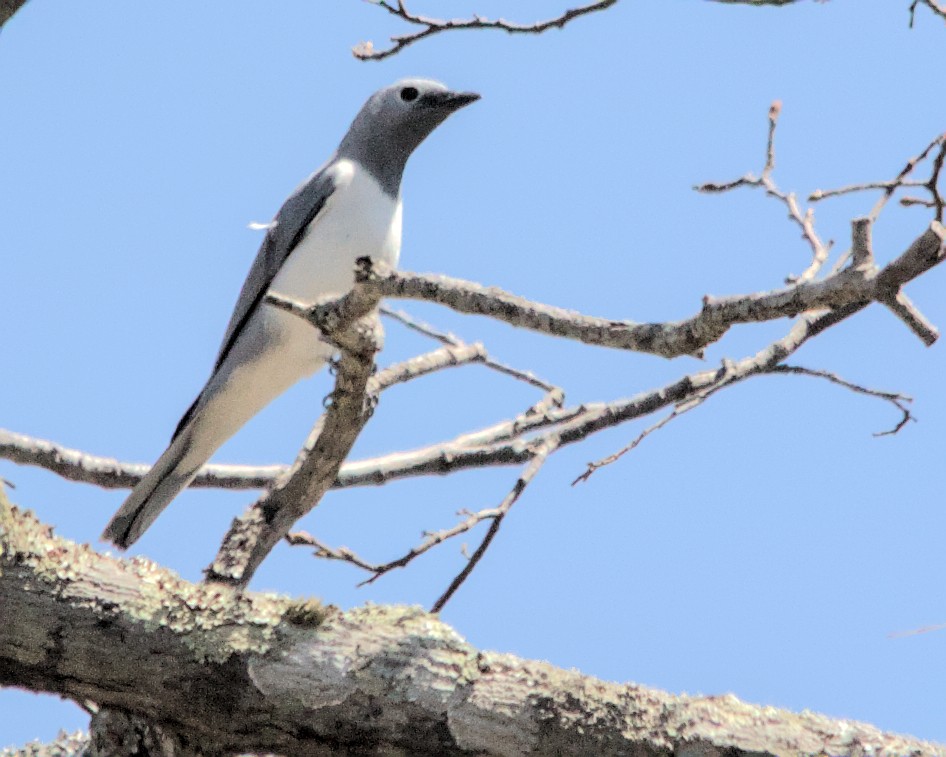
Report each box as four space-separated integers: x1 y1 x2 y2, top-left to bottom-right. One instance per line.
102 78 479 549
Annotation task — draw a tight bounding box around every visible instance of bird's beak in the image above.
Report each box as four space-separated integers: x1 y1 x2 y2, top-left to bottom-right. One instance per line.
420 90 481 112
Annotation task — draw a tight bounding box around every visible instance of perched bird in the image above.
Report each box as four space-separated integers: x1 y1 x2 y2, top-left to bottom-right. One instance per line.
102 78 479 549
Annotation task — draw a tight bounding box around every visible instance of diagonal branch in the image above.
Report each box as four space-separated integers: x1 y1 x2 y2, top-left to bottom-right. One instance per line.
206 281 384 587
0 0 28 30
430 437 558 612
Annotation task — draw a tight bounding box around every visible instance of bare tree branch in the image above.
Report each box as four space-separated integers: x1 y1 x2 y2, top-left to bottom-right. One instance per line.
381 305 564 397
289 435 559 612
810 132 946 222
206 284 383 587
430 437 558 612
3 117 945 607
353 0 618 61
360 217 944 350
698 101 831 283
2 222 943 495
769 365 915 436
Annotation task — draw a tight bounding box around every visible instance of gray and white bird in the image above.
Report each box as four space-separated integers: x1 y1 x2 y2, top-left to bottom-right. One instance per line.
102 78 479 549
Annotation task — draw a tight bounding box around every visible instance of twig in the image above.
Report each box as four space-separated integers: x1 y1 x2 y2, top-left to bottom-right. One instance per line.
286 436 559 598
354 0 618 61
697 101 831 283
285 530 381 573
767 365 915 436
909 0 946 26
431 437 558 612
369 342 488 393
572 397 706 485
381 305 563 397
809 133 946 223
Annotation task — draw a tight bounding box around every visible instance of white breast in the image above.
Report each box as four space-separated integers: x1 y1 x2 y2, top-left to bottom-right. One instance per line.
271 159 402 303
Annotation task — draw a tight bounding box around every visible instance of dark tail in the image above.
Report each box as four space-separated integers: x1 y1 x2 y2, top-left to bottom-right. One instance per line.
101 430 200 549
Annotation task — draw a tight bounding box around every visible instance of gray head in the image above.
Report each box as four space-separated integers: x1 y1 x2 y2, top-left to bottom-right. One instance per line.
337 78 480 196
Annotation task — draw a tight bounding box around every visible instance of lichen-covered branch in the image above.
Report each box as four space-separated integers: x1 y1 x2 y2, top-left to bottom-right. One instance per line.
358 216 945 352
3 491 944 757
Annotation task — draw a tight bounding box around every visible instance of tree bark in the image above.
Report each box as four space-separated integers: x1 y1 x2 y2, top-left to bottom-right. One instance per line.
2 489 944 757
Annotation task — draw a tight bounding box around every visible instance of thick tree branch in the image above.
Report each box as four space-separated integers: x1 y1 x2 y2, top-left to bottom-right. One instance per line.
358 218 945 352
3 491 944 757
0 0 27 30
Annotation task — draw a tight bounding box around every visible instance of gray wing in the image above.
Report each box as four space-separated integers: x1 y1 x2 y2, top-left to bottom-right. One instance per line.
213 161 339 371
170 161 338 441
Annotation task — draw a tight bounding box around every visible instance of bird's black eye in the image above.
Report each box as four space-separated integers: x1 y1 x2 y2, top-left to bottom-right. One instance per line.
400 86 419 102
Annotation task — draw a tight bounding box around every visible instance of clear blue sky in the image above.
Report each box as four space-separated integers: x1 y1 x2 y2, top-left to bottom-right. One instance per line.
2 0 945 748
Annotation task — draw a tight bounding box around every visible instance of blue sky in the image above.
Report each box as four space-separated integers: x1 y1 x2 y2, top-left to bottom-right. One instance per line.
2 0 945 748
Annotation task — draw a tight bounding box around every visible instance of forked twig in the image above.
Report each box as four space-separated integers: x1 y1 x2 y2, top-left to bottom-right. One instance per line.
696 101 831 283
809 133 946 223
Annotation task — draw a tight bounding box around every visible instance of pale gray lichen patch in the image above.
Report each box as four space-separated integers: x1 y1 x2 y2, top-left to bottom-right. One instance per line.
0 492 309 664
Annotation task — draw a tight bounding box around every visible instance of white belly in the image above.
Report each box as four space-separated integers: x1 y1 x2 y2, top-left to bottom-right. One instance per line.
271 159 402 303
266 159 402 373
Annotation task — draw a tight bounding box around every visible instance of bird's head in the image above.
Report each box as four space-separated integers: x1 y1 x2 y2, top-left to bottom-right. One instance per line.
339 78 480 193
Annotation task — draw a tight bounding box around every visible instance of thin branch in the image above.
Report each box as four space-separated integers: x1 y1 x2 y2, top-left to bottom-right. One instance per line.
572 397 706 485
697 101 831 283
285 530 381 573
767 365 915 436
909 0 946 26
431 437 558 612
382 305 563 397
809 133 946 223
354 0 618 61
369 342 488 393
